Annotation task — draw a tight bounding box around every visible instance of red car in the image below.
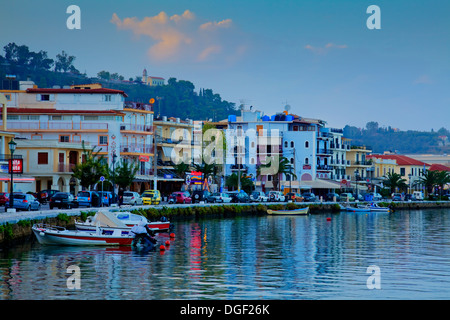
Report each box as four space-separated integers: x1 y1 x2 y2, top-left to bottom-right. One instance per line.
0 192 9 206
169 191 192 204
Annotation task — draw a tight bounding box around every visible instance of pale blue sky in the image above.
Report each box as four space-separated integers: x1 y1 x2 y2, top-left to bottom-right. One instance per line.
1 0 449 131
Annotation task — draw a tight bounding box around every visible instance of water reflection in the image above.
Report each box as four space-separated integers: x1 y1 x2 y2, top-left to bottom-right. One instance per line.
0 209 449 299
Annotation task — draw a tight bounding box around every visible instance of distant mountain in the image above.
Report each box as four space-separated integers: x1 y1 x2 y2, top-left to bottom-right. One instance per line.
343 122 450 154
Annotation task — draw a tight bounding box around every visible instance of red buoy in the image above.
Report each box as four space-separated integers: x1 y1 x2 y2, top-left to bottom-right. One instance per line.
159 245 166 251
326 217 332 221
165 240 171 246
170 233 175 238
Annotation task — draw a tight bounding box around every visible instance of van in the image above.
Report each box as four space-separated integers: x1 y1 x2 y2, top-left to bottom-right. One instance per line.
412 191 424 201
77 191 101 207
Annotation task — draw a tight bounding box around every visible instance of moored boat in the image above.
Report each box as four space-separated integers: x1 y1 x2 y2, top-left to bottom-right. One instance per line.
32 224 134 246
345 206 371 212
267 207 309 215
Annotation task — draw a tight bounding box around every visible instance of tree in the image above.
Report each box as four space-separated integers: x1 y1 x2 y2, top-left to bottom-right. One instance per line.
173 162 191 181
225 173 254 194
97 70 111 80
415 170 438 197
55 50 76 72
111 160 139 192
3 43 31 66
71 141 108 190
29 50 54 70
435 170 450 199
257 156 293 191
383 172 407 194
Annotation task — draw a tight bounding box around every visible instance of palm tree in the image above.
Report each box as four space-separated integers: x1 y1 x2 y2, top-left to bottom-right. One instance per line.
192 161 217 189
383 172 407 194
173 162 191 181
415 170 438 197
435 170 450 199
257 156 295 191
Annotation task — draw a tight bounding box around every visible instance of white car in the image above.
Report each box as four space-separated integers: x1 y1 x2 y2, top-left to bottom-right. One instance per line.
268 191 285 202
122 191 143 205
250 191 269 202
209 192 232 203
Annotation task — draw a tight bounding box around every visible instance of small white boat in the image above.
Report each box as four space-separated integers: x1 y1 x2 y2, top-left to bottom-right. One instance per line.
32 224 134 246
360 203 391 213
345 206 371 212
267 207 309 215
75 211 172 234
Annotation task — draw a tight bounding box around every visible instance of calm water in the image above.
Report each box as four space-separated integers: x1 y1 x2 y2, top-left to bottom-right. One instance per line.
0 209 449 300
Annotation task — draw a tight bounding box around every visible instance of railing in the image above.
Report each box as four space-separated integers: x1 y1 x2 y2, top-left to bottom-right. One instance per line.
3 121 108 131
120 123 153 133
317 149 333 155
120 144 154 154
58 163 76 173
124 101 154 112
317 165 332 171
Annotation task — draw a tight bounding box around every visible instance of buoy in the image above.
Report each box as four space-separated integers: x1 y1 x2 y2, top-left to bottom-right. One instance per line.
165 240 171 246
159 245 166 251
326 217 332 221
170 233 175 238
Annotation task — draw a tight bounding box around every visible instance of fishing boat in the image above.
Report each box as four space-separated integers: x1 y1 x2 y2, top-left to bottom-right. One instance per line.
267 206 309 215
359 203 391 213
32 224 134 246
75 211 172 234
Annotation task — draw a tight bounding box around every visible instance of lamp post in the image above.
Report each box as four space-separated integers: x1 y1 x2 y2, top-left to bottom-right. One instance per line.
8 139 17 210
354 169 359 201
111 152 117 204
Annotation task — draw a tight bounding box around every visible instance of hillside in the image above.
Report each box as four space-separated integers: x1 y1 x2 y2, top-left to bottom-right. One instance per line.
0 42 239 121
343 122 450 154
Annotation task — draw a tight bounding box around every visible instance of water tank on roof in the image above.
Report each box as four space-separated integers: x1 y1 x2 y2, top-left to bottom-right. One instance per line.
228 115 237 122
286 115 294 121
271 115 276 121
262 115 270 121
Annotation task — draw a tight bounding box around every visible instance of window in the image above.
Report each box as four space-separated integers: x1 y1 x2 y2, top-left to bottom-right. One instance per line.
284 141 288 148
305 158 309 164
305 141 309 148
31 134 42 140
83 116 99 121
40 94 50 101
59 135 70 142
38 152 48 165
99 135 108 145
290 141 294 148
105 95 112 102
400 168 406 176
4 94 11 101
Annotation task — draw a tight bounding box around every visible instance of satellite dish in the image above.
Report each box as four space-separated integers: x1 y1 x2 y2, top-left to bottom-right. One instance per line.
284 104 291 112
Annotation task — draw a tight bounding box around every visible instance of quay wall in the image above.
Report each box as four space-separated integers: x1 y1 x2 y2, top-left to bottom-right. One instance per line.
1 201 450 246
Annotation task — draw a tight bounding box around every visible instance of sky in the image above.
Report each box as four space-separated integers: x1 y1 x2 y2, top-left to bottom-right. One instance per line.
1 0 449 131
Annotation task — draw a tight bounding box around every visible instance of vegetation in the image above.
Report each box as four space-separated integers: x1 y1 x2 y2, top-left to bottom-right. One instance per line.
257 156 295 191
343 122 450 154
383 172 408 193
0 42 239 122
415 170 450 198
71 142 108 190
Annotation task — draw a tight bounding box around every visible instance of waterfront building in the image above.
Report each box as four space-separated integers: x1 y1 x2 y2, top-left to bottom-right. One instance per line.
224 107 344 195
0 79 154 194
153 116 195 194
367 154 430 190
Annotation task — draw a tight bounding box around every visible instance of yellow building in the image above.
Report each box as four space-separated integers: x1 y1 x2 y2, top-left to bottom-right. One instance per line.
345 144 373 181
142 69 165 86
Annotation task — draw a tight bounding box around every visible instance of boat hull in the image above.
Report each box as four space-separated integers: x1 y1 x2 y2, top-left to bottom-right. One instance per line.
32 225 133 246
267 207 309 215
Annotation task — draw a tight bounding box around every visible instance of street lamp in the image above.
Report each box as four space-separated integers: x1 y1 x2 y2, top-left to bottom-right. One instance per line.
354 169 359 201
112 152 117 204
8 139 17 210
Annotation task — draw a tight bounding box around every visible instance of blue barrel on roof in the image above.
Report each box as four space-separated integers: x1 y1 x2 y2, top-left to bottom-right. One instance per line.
286 115 294 121
228 115 236 122
262 115 270 121
271 115 276 121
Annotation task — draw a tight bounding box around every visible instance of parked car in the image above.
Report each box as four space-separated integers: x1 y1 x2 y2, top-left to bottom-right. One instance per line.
340 193 355 202
142 190 161 205
268 191 286 202
392 193 403 201
206 192 232 203
169 191 192 204
325 193 340 202
98 191 113 206
191 190 211 203
49 192 78 209
412 191 424 201
250 191 269 202
302 192 317 202
285 192 304 202
228 191 250 203
5 193 41 211
122 191 143 205
36 189 59 204
365 192 383 201
77 191 101 207
0 192 8 206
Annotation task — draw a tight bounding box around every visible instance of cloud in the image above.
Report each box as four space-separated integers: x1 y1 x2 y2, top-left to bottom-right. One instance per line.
305 42 348 55
111 11 243 63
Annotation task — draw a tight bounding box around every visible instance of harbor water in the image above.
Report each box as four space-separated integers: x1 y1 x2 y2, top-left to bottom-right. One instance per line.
0 208 449 300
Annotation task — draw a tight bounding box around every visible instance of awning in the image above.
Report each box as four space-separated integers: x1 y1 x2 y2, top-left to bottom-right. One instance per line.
161 147 174 158
0 172 35 183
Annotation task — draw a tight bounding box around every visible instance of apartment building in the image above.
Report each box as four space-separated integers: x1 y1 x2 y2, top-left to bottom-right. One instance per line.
0 80 154 194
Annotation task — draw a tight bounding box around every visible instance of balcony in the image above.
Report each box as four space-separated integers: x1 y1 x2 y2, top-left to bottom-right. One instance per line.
124 101 153 112
4 121 108 131
58 163 76 173
120 144 154 154
317 165 332 171
231 164 248 171
120 124 153 133
316 148 333 155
